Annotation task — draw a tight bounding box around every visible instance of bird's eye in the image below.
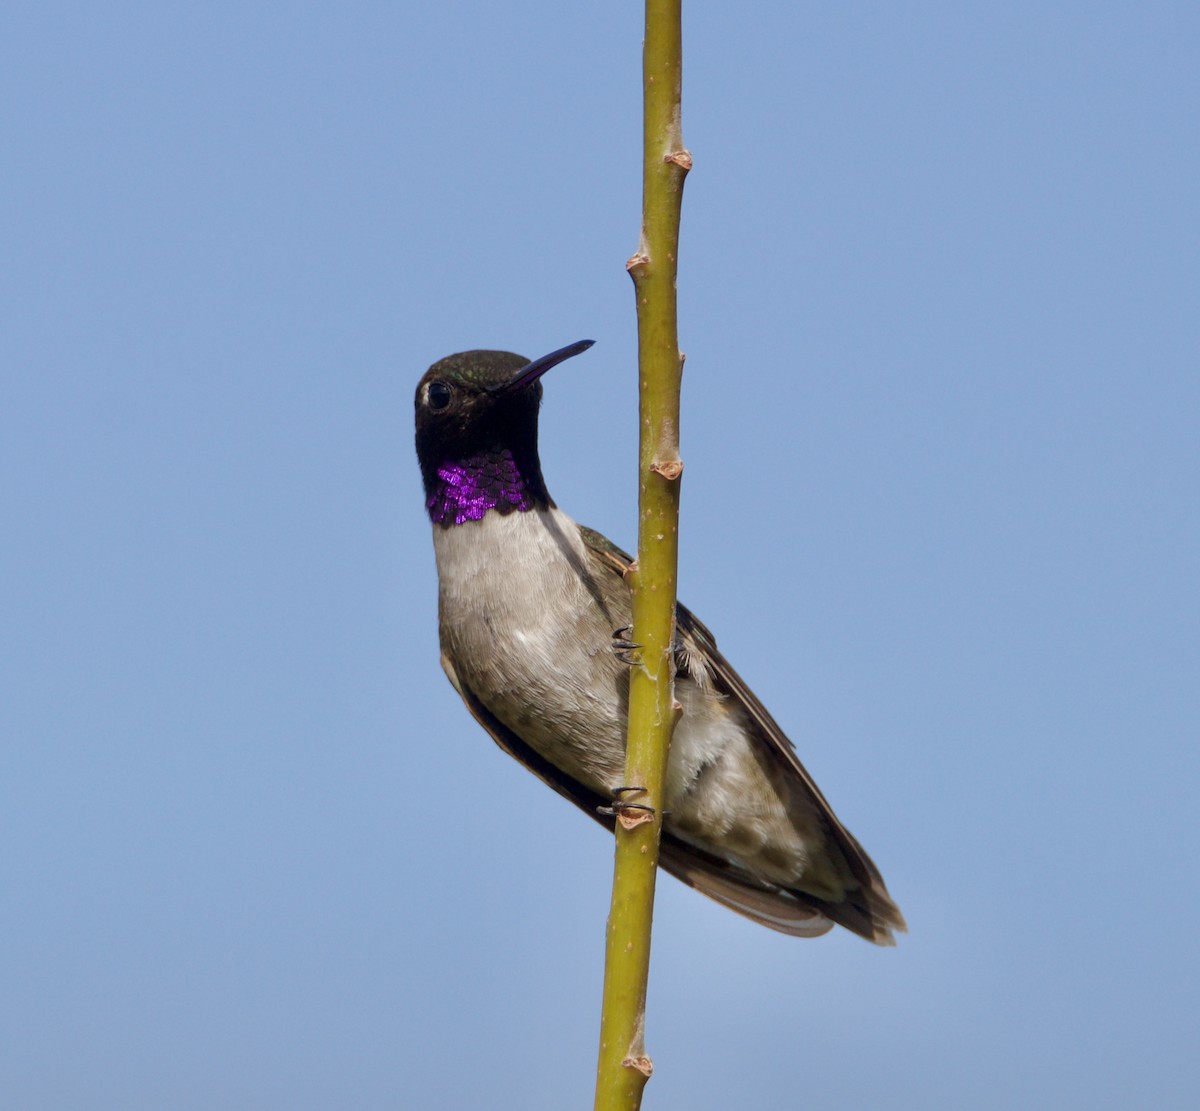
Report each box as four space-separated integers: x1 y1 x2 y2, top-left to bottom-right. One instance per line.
426 381 453 410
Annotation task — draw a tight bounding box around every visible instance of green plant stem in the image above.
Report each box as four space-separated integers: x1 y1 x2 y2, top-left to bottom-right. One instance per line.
592 1 688 1108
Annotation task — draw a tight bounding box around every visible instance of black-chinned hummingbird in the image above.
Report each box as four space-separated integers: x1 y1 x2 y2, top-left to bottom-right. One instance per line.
415 340 905 943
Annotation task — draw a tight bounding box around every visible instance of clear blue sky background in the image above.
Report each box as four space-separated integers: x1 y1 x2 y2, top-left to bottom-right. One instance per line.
3 3 1197 1108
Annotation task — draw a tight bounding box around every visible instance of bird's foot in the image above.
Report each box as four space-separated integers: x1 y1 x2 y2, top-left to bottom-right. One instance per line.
611 626 643 665
597 785 661 828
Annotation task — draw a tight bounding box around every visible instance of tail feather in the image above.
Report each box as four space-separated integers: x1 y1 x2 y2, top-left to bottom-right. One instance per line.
660 834 906 944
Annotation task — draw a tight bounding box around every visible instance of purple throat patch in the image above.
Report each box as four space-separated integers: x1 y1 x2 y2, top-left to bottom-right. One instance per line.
427 450 534 526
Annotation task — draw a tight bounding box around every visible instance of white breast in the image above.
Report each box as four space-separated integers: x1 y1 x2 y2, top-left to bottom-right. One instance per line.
432 508 628 792
432 508 815 886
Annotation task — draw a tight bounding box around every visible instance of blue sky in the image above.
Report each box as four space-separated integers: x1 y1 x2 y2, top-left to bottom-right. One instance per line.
3 3 1197 1108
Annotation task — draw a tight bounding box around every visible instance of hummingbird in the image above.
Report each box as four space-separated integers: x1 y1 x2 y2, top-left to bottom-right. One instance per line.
415 339 905 944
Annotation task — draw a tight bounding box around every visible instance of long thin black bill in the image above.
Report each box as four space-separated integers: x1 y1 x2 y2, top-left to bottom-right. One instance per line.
496 339 595 392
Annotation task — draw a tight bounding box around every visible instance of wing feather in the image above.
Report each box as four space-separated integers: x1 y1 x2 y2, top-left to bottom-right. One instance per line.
439 525 904 944
579 526 906 944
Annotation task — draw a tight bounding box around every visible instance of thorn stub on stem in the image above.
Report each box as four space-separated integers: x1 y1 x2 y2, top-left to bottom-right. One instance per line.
598 785 657 828
597 797 657 829
649 459 684 481
597 801 657 835
663 149 692 171
617 808 655 831
623 1055 654 1078
626 253 650 272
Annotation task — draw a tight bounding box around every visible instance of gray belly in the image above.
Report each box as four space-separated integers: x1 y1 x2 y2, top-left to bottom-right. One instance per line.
431 508 818 888
433 509 629 792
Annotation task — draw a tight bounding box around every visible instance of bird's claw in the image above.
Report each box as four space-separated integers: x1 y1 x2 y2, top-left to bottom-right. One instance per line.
597 800 657 818
597 784 658 821
611 625 643 665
